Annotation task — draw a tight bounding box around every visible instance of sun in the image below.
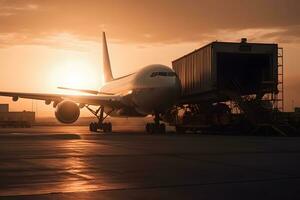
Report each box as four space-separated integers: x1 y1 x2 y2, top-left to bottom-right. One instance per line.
59 60 89 88
51 56 101 92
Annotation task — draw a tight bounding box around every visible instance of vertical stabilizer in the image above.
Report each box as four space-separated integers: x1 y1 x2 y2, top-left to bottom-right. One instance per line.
102 32 114 82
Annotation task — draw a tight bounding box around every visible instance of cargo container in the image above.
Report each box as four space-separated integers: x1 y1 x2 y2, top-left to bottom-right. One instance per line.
172 39 278 103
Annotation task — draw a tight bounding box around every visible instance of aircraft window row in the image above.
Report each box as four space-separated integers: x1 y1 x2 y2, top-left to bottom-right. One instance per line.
150 72 176 77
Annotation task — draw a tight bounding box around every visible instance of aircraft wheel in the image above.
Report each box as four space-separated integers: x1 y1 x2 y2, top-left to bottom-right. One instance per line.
94 123 99 132
102 122 112 133
107 122 112 132
150 123 156 134
159 123 166 133
89 122 97 132
89 123 93 131
145 123 150 133
103 123 108 132
146 123 155 134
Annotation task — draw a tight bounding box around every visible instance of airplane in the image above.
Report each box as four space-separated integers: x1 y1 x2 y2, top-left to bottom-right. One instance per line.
0 32 181 133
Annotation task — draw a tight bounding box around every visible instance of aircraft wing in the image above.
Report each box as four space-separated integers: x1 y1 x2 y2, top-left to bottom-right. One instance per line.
0 91 123 107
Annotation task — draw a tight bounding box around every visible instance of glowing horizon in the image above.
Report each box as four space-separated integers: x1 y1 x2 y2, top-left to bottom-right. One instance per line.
0 0 299 117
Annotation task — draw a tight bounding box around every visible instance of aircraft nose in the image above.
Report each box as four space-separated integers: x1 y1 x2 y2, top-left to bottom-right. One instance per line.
132 75 181 114
148 78 181 112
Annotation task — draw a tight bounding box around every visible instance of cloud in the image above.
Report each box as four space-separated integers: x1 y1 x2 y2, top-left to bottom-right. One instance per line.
198 26 300 44
31 33 97 51
0 0 299 47
0 4 38 11
261 26 300 43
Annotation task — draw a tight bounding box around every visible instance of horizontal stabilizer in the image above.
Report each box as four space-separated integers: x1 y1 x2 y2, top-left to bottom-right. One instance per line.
58 87 114 95
58 86 99 95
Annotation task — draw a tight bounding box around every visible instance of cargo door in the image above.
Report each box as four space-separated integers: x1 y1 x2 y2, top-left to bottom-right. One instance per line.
217 52 273 95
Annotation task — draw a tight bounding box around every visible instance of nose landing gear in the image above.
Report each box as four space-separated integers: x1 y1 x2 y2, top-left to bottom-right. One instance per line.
146 112 166 134
86 105 113 133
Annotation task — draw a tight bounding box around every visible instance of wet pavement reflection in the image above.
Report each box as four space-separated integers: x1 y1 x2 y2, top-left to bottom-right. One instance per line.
1 126 300 199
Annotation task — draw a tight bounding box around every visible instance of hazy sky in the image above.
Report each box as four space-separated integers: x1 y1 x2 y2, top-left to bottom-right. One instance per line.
0 0 299 116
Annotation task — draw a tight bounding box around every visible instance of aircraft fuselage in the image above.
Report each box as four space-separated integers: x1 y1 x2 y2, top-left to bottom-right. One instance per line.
100 64 181 117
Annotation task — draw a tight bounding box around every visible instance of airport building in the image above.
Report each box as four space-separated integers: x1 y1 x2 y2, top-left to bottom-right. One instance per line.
0 104 35 127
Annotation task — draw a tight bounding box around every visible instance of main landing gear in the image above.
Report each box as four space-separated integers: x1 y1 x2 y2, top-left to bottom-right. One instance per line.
145 112 166 134
86 105 113 133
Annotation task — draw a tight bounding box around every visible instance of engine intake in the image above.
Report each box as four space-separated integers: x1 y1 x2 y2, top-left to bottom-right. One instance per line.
55 100 80 124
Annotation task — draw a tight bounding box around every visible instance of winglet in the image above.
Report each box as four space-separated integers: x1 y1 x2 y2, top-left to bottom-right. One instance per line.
102 32 114 82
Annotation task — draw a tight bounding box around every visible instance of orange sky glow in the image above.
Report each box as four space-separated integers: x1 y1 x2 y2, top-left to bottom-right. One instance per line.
0 0 299 117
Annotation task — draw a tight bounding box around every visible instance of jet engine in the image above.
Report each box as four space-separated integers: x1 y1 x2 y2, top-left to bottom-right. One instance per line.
55 100 80 124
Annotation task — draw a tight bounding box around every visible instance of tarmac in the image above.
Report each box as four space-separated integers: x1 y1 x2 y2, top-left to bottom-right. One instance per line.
1 125 300 199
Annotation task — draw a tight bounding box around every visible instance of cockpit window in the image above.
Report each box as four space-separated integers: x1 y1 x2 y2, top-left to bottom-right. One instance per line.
167 72 176 76
150 72 158 77
150 71 176 77
159 72 167 76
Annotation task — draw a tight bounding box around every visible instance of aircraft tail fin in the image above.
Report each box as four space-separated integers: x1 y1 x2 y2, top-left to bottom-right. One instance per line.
102 32 114 82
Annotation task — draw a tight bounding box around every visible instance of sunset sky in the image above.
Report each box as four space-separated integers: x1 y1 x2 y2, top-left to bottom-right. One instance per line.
0 0 299 117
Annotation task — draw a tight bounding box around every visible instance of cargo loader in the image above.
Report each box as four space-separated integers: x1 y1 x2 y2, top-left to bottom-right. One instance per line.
164 39 297 136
